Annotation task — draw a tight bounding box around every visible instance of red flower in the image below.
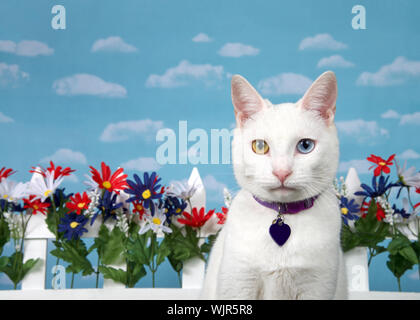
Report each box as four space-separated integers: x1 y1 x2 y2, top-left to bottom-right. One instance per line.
178 207 215 228
30 161 75 180
132 200 145 219
416 188 420 194
216 207 228 225
367 154 395 177
360 200 385 221
66 192 91 215
23 195 50 215
89 162 127 193
0 167 16 182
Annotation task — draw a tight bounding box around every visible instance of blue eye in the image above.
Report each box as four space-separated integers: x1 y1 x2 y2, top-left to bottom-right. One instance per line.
297 139 315 154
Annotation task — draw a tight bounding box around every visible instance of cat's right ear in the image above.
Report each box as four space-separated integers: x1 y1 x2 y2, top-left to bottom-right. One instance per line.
231 75 265 127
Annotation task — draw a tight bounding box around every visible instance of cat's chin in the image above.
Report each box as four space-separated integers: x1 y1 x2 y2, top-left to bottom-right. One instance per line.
251 186 310 203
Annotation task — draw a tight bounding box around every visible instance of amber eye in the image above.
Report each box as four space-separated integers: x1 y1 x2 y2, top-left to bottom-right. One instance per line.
252 139 269 155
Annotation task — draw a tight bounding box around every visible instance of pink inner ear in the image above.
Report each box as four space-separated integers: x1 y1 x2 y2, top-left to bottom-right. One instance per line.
231 75 265 126
301 72 337 124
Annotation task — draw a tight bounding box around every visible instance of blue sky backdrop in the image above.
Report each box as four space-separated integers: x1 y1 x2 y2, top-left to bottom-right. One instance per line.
0 0 419 291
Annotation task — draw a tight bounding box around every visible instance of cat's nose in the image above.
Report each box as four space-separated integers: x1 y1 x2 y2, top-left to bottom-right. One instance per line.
272 168 292 184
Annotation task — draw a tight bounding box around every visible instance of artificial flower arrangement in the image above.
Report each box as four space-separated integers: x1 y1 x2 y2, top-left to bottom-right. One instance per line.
337 154 420 291
0 162 228 289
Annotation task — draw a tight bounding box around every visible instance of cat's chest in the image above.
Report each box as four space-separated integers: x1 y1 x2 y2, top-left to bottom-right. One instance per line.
224 195 339 269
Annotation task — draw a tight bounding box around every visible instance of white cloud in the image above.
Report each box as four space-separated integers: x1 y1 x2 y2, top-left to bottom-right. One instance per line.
398 149 420 160
356 56 420 86
203 174 227 201
408 271 420 280
0 40 54 57
258 73 312 95
338 159 371 174
317 55 354 68
40 148 88 165
0 112 14 123
381 109 400 119
299 34 347 51
0 62 29 88
192 33 212 43
100 119 164 142
52 73 127 98
0 40 16 53
336 119 389 144
146 60 224 88
400 112 420 125
91 36 138 53
121 157 161 172
218 42 260 58
64 174 79 183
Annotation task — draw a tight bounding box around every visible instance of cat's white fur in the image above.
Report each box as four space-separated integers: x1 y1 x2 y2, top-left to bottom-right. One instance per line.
201 71 347 299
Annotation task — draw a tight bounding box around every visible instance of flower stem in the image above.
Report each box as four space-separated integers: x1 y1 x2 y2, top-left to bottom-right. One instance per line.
95 254 100 288
71 272 75 289
177 271 182 288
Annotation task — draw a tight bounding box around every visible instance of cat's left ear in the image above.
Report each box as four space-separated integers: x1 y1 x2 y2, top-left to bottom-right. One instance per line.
300 71 337 126
231 75 266 127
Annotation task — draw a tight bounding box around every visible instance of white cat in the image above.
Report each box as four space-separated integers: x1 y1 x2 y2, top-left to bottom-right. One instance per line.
201 71 347 300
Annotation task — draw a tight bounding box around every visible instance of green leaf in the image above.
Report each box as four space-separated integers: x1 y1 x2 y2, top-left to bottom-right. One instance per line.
0 252 39 287
126 261 147 288
50 239 94 276
399 246 419 265
126 231 151 265
0 218 10 255
93 225 125 265
156 237 171 266
99 266 127 285
386 252 414 280
0 256 8 269
387 235 412 255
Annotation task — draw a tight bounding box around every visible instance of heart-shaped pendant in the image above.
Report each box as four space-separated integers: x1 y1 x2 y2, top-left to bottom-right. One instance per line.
269 221 291 246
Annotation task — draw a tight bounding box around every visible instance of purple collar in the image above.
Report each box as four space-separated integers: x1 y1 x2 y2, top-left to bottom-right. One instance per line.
253 195 318 214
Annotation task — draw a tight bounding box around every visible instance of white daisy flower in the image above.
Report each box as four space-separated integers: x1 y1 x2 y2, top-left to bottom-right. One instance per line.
139 205 172 235
83 174 99 191
29 170 64 202
0 179 29 203
166 180 197 201
396 160 420 189
223 187 233 208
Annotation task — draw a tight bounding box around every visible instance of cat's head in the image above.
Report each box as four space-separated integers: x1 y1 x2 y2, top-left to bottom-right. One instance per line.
231 71 339 203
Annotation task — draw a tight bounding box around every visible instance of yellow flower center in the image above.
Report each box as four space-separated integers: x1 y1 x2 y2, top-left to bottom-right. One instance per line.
379 162 386 166
175 208 181 213
341 207 349 215
152 217 161 225
3 194 8 199
44 189 52 197
136 204 143 211
142 189 151 199
77 202 85 209
102 181 112 189
33 205 39 210
70 222 79 229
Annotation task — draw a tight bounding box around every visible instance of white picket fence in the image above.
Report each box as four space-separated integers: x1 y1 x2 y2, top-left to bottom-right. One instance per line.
0 167 419 300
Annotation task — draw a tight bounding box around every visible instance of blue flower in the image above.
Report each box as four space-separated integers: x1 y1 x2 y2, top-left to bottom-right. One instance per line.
125 172 163 215
354 175 395 199
90 190 123 225
392 204 411 219
163 196 187 221
0 199 24 213
340 196 360 225
58 213 88 241
45 188 73 208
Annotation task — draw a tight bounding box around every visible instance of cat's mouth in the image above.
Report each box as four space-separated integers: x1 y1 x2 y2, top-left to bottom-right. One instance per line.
269 185 297 192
